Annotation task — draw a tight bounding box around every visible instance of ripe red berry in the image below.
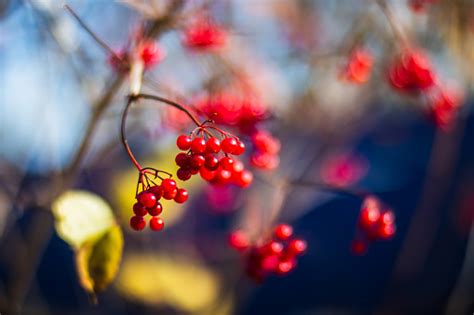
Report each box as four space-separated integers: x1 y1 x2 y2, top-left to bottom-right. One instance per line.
133 202 148 216
378 224 396 239
288 239 307 255
260 255 279 272
204 154 219 171
359 206 380 229
137 192 157 208
276 259 296 275
191 137 206 153
161 178 177 193
147 202 163 216
190 154 206 169
268 241 284 255
148 186 163 200
163 188 178 200
274 224 293 240
213 169 232 185
219 156 234 169
231 160 244 173
177 168 192 181
200 167 216 181
177 135 192 150
236 170 253 187
206 137 221 153
130 215 146 231
221 137 238 154
234 140 246 155
174 188 189 203
149 217 165 231
381 210 395 225
175 152 189 167
228 230 250 251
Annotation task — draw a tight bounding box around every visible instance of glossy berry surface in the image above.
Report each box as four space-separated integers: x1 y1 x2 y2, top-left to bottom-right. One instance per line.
149 217 165 231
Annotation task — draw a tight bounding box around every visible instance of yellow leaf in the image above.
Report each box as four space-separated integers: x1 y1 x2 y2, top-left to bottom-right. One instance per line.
52 190 116 249
115 253 221 313
76 225 124 298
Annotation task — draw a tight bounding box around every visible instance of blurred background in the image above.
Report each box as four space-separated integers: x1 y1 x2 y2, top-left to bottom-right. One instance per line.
1 0 474 314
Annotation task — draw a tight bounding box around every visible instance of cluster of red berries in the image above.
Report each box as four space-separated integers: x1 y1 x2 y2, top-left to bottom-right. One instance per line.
182 20 227 50
196 93 268 132
429 87 463 129
408 0 437 13
340 48 374 84
175 131 253 187
351 196 396 255
228 224 307 282
130 178 188 231
250 130 281 170
388 49 436 93
388 49 464 129
108 40 165 72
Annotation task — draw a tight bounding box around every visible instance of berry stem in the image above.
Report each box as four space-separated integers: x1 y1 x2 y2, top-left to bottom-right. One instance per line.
121 93 201 172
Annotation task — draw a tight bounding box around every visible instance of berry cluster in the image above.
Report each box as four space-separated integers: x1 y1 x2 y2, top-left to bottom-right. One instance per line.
340 48 374 84
408 0 437 13
228 224 307 282
182 20 227 50
250 130 281 170
130 172 188 232
196 93 268 132
388 49 436 93
351 196 396 255
108 40 165 72
175 128 253 187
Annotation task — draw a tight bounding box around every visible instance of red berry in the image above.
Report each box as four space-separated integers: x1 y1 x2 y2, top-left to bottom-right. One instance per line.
204 154 219 171
235 170 253 187
231 160 244 173
228 230 250 251
219 156 234 169
130 215 146 231
260 255 279 272
174 188 189 203
175 152 189 167
206 137 221 153
234 140 246 155
274 224 293 240
137 192 157 208
221 137 238 154
381 210 395 225
191 137 206 153
378 224 396 239
148 186 163 200
200 167 216 181
213 169 232 185
163 188 178 200
359 206 380 229
288 239 307 255
161 178 177 193
190 154 206 169
177 135 192 150
276 259 296 275
177 168 192 181
148 202 163 216
268 241 284 255
133 202 148 216
149 217 165 231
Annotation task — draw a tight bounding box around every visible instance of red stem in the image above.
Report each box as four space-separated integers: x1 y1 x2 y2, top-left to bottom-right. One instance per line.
121 93 201 172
